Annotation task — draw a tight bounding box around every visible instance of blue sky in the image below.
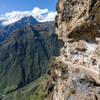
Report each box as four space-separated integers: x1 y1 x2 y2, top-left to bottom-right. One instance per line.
0 0 57 14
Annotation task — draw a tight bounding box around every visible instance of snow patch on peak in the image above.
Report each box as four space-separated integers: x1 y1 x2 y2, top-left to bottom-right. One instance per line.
0 7 57 26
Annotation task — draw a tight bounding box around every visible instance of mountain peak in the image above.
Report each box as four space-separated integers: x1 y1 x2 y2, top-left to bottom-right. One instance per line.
15 16 38 26
0 16 38 43
0 7 57 26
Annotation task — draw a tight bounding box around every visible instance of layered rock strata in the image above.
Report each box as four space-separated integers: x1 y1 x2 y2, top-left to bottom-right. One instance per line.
55 0 100 74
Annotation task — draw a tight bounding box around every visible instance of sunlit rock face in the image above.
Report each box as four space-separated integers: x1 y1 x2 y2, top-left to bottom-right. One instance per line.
45 1 100 100
55 0 100 73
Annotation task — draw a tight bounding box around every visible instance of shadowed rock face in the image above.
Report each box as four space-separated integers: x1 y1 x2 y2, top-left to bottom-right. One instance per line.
55 0 100 73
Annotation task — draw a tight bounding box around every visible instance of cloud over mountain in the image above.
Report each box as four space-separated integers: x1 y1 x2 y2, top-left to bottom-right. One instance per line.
0 7 57 25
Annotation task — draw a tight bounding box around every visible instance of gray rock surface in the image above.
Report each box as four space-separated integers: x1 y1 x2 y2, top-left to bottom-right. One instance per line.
72 72 94 91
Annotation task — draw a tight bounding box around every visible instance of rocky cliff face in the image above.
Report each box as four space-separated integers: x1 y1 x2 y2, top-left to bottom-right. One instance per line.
55 0 100 73
46 58 100 100
46 0 100 100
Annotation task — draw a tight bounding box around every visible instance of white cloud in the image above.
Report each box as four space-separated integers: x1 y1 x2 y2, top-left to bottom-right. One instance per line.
32 7 48 16
44 12 57 22
0 7 57 26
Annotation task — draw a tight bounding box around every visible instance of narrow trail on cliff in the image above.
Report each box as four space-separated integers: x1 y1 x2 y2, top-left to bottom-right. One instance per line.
57 56 100 83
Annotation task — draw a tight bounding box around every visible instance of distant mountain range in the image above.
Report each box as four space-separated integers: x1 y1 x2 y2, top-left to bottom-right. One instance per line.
0 15 63 99
0 7 57 26
0 16 38 43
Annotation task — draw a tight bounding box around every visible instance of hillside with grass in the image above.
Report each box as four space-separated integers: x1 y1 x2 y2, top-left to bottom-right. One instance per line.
0 22 63 99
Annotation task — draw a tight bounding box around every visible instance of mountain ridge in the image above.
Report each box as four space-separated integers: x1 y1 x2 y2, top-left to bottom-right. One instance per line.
0 21 63 96
0 16 38 43
0 7 57 26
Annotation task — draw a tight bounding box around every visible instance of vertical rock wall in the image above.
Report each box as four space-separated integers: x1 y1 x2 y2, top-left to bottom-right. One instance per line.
45 1 100 100
55 0 100 73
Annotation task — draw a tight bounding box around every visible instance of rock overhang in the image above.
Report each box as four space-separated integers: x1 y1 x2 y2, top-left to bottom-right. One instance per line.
55 0 100 42
55 0 100 74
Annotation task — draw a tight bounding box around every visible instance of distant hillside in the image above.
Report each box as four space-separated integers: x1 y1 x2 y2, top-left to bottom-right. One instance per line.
0 22 63 96
0 16 38 43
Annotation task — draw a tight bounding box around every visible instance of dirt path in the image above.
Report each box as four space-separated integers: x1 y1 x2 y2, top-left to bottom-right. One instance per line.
57 56 100 83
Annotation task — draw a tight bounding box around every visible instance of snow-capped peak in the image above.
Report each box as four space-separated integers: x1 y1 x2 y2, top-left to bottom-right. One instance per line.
0 7 57 26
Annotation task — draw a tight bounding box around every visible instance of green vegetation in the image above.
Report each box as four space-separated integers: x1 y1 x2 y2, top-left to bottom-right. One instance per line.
24 84 47 100
70 88 76 95
0 22 63 98
3 75 47 100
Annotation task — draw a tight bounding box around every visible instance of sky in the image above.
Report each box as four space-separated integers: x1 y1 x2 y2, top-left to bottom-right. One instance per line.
0 0 58 25
0 0 57 14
